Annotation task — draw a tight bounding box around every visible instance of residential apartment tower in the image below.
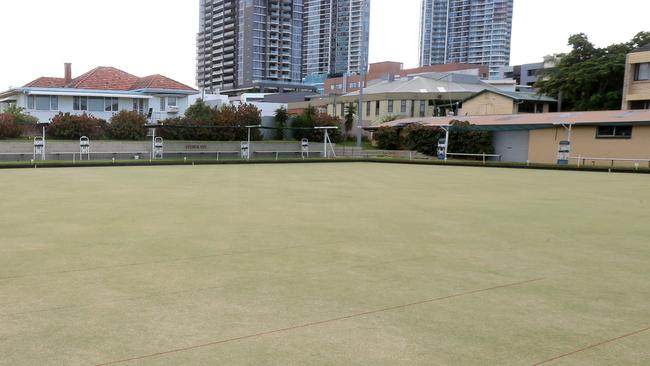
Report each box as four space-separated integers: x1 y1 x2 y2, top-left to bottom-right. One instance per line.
419 0 514 79
302 0 370 77
197 0 369 94
197 0 304 94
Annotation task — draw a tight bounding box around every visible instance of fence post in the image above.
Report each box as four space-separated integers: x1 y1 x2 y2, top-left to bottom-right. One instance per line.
482 153 486 165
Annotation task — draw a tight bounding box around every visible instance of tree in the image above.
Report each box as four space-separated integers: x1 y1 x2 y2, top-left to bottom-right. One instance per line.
344 103 356 140
184 99 214 123
108 111 147 140
0 113 22 139
273 106 289 140
291 106 342 143
537 31 650 111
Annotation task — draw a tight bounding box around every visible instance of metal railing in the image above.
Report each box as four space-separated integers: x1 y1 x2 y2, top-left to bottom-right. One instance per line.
572 156 650 169
447 153 502 165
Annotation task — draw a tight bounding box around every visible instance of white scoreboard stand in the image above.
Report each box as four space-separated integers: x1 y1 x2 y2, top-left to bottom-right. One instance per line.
301 138 309 159
79 136 90 160
153 137 164 160
33 137 45 161
240 141 250 160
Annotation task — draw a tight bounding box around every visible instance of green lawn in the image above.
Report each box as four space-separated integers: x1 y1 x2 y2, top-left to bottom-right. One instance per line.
1 163 649 365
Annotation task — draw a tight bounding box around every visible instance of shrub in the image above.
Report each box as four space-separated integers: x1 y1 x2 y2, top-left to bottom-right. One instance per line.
373 127 401 150
290 106 342 143
0 114 22 139
48 113 105 139
448 120 494 156
2 104 38 125
401 124 443 156
160 103 263 141
108 111 148 140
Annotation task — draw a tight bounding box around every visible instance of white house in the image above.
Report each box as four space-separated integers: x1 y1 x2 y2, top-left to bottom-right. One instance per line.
0 63 198 123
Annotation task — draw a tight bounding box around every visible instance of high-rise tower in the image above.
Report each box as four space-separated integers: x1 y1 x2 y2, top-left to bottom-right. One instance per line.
419 0 513 79
197 0 304 93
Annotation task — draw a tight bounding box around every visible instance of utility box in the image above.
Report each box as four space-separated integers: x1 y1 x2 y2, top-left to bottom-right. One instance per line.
557 140 571 165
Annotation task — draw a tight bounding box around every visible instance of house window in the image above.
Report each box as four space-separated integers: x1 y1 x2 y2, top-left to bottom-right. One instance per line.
167 97 177 107
73 96 88 111
104 98 119 112
400 100 407 113
635 63 650 81
133 99 149 114
375 101 380 116
596 125 633 139
387 100 393 113
88 97 105 112
160 97 166 111
366 101 370 116
340 103 344 116
419 101 426 117
28 95 58 111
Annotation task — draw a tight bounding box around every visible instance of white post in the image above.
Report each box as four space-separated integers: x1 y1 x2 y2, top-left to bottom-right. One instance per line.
444 126 450 161
323 130 328 158
247 127 251 161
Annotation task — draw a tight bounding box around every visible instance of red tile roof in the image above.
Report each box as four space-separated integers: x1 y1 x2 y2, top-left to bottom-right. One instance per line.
66 67 140 91
23 66 196 92
130 74 197 91
24 77 67 88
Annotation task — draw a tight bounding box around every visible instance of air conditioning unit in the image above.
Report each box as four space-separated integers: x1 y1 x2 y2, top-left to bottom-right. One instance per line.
167 106 179 113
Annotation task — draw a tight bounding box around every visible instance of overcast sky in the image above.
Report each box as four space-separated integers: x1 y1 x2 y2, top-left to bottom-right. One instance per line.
0 0 648 90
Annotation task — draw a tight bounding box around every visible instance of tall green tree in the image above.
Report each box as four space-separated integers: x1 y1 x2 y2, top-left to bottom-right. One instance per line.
344 103 356 140
273 106 289 140
537 31 650 111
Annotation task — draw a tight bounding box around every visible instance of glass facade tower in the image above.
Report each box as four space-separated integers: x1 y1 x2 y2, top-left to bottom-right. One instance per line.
419 0 513 79
301 0 369 77
197 0 303 92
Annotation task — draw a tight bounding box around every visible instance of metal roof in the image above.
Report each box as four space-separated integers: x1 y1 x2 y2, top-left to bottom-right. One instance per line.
344 73 497 96
368 110 650 131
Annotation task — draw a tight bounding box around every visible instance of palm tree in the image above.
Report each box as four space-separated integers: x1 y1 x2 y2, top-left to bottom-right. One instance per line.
344 104 356 140
274 106 289 140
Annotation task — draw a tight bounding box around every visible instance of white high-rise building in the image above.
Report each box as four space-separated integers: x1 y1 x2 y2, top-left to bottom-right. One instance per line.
197 0 304 94
302 0 370 77
419 0 514 79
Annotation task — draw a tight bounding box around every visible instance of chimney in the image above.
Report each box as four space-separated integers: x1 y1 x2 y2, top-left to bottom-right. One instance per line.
64 63 72 83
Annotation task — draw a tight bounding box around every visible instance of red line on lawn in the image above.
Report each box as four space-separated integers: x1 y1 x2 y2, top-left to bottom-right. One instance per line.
532 325 650 365
94 277 545 366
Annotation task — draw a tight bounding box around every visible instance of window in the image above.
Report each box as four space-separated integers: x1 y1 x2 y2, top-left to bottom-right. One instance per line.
340 103 344 116
74 96 88 111
400 100 407 113
387 100 393 113
105 98 118 112
88 97 105 112
419 101 426 117
596 125 633 139
366 101 370 116
167 97 177 107
133 99 148 114
28 95 58 111
160 97 166 111
630 100 650 110
375 101 380 116
635 63 650 81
